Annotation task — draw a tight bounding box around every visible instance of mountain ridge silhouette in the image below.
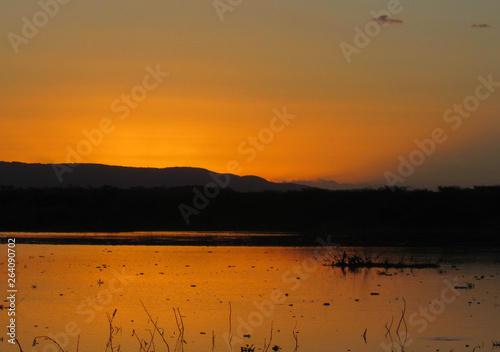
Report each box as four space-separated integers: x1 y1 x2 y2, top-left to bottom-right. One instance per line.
0 161 309 192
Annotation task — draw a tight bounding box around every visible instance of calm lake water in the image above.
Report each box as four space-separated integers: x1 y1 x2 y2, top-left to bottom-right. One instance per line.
1 233 499 352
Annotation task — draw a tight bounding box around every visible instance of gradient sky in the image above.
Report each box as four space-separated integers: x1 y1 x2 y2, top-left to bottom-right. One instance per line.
1 0 499 188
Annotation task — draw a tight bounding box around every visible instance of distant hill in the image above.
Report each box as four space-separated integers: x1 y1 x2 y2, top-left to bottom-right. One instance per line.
0 162 308 192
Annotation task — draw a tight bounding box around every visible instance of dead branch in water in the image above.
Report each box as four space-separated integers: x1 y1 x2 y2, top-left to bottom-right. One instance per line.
384 298 408 352
132 329 147 351
10 333 24 352
263 322 274 352
326 249 439 269
395 298 408 349
384 315 395 349
144 325 157 352
228 301 233 350
292 321 299 352
173 307 186 351
32 336 64 352
140 300 170 352
105 309 120 352
212 329 216 352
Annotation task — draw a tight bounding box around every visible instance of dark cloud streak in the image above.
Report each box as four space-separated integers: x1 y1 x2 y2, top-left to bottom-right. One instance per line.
471 24 490 28
372 15 403 25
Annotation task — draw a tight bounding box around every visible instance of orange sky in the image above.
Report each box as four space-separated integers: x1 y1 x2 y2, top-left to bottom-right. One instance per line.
1 1 500 187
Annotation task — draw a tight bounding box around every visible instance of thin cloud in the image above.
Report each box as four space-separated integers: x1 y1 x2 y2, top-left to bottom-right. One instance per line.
372 15 403 25
471 24 490 28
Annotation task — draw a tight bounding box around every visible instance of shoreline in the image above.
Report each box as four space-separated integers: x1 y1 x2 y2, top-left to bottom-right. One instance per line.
3 228 500 247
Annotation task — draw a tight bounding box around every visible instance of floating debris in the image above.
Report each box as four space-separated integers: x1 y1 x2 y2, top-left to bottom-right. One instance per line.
325 250 439 269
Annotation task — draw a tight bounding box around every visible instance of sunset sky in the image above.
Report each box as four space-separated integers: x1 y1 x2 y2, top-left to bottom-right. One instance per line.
1 0 499 188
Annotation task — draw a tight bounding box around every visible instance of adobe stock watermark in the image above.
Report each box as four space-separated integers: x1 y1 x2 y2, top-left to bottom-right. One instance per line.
7 0 71 54
212 0 243 21
223 236 339 351
384 74 500 186
178 106 297 224
31 268 134 352
340 0 405 64
380 277 461 352
52 64 169 183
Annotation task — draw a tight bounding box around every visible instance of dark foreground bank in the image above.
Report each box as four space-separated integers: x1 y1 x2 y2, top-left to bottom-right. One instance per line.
1 186 500 246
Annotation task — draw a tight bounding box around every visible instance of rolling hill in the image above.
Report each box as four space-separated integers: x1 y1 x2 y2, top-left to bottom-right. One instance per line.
0 162 308 192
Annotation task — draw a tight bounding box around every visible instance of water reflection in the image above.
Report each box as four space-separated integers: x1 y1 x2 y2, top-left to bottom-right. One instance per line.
0 241 499 352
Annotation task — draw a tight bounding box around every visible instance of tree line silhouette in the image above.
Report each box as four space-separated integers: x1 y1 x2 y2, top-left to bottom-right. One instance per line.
0 185 499 245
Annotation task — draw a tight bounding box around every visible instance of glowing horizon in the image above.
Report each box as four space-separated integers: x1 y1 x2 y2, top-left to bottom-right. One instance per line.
1 0 500 188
